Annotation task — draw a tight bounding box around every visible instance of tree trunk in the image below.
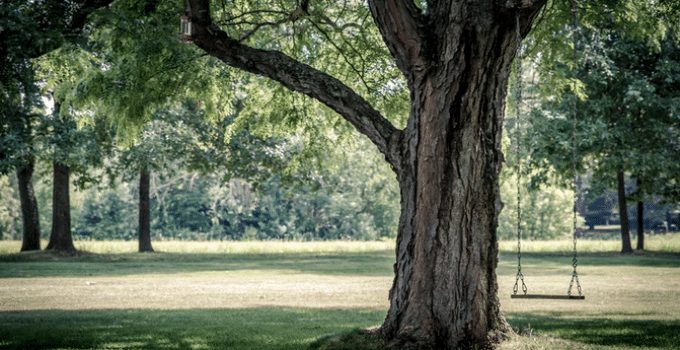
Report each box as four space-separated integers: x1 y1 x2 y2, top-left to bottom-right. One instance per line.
46 161 76 254
185 0 546 347
16 159 41 251
380 20 525 350
138 167 154 252
636 201 644 250
617 171 633 254
635 177 644 250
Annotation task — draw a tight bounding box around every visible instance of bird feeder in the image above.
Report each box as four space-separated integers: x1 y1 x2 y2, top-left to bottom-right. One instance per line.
180 15 193 42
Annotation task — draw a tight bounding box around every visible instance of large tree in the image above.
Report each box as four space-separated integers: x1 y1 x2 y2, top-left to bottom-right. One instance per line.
184 0 545 347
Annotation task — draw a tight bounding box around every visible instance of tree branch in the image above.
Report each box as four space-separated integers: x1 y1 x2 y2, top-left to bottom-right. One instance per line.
67 0 116 37
496 0 546 10
367 0 428 86
15 0 114 59
186 0 401 164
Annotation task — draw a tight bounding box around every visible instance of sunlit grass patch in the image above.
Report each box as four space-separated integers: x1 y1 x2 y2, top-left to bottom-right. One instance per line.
0 232 678 256
6 232 680 256
498 232 680 254
499 332 589 350
0 240 395 255
504 314 680 350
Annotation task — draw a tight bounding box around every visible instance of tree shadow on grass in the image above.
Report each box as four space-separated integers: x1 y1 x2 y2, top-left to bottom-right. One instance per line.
0 251 395 278
507 312 680 349
5 308 677 350
501 251 680 268
0 308 385 350
1 250 678 279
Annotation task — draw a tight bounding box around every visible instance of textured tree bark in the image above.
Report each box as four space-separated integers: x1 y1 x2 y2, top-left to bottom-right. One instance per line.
185 0 546 347
381 20 522 350
16 159 41 251
138 167 154 252
617 171 633 254
46 161 76 254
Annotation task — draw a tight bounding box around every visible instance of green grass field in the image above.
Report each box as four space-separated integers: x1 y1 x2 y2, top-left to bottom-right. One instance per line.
1 235 679 349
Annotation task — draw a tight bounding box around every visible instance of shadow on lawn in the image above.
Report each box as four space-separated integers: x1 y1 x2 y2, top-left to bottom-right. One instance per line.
0 251 395 278
503 251 680 268
0 250 678 278
1 308 678 350
0 308 384 350
507 312 680 349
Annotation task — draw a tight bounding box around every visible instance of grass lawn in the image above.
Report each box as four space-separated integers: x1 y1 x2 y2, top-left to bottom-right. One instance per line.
0 235 679 349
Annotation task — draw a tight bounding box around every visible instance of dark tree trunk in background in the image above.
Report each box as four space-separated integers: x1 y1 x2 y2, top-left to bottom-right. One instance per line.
636 178 644 251
2 1 114 249
138 167 154 252
16 159 41 251
46 161 76 254
187 0 546 347
617 171 633 253
636 200 644 250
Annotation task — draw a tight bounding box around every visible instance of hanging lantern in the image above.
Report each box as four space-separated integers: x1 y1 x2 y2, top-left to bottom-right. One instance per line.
180 15 193 42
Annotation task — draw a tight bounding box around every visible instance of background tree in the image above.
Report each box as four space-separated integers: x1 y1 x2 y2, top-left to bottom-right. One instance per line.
32 45 113 254
521 0 680 253
113 102 236 251
0 5 49 251
1 0 114 252
72 0 240 251
526 27 680 253
0 75 43 251
625 35 680 249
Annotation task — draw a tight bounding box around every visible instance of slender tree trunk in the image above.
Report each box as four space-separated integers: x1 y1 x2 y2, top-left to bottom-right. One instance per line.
635 177 644 250
636 200 644 250
46 161 76 254
617 171 633 254
138 167 154 252
16 159 41 251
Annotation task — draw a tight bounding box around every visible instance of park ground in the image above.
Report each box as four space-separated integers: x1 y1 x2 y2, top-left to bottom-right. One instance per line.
1 236 679 350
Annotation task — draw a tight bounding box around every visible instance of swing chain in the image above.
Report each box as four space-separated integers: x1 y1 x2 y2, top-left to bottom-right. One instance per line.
568 229 583 296
567 0 583 298
513 257 528 295
512 21 527 296
568 200 583 296
514 173 527 296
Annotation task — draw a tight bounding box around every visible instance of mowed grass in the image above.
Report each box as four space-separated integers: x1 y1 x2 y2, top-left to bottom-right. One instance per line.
0 235 679 349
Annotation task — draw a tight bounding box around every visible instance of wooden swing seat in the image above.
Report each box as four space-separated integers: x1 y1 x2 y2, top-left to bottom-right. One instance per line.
511 294 585 300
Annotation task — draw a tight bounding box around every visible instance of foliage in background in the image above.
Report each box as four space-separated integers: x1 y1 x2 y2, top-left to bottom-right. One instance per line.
526 24 680 202
0 129 585 242
70 135 399 241
497 172 576 240
0 176 21 239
